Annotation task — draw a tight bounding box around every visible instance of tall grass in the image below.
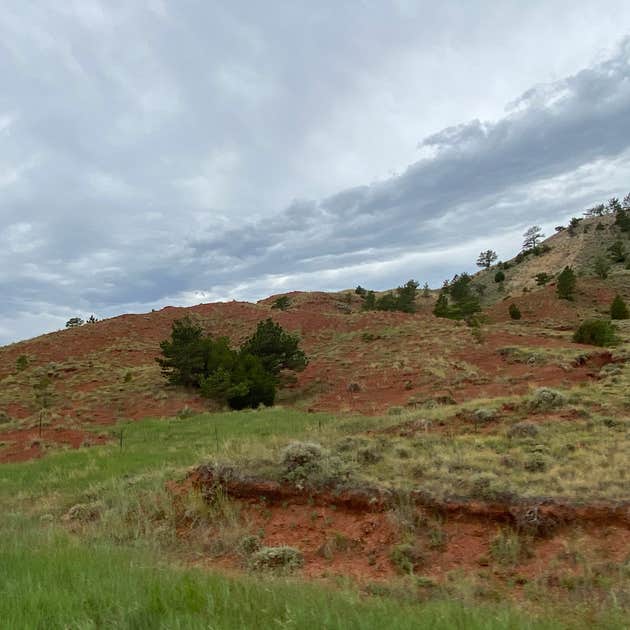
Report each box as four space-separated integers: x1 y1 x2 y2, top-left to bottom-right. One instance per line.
0 516 558 630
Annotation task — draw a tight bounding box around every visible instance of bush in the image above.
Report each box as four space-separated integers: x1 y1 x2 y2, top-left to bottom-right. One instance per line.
15 355 29 372
281 442 323 473
390 542 425 574
271 296 291 311
534 272 551 286
494 270 505 283
530 388 566 410
593 256 611 279
248 546 303 574
508 304 521 320
610 295 629 320
507 422 539 439
573 319 617 347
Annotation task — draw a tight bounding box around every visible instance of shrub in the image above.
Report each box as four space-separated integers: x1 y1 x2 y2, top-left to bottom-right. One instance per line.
610 295 629 320
473 408 496 425
507 422 539 439
494 270 505 283
15 355 29 372
390 542 425 574
237 535 262 556
573 319 617 347
65 317 84 328
248 546 303 574
281 442 323 473
608 240 627 263
508 304 521 320
534 272 551 286
64 502 103 523
271 296 291 311
530 388 566 410
593 256 611 279
490 529 529 566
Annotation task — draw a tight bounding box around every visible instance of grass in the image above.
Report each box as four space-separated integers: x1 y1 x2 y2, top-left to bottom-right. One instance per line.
0 519 567 629
0 407 577 630
1 312 629 627
0 408 342 508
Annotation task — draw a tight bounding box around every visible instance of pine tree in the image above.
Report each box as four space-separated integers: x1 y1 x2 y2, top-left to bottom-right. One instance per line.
476 250 498 269
556 266 577 300
522 226 544 250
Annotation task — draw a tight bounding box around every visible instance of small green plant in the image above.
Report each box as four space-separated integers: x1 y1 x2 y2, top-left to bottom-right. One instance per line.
608 240 627 263
610 295 629 320
390 542 425 574
248 546 303 574
494 270 505 283
593 256 611 279
15 355 29 372
573 320 617 347
508 304 521 320
271 296 291 311
534 272 551 286
490 529 529 566
123 371 133 383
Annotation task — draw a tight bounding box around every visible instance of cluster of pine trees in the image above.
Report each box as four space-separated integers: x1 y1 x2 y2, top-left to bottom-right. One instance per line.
157 317 307 409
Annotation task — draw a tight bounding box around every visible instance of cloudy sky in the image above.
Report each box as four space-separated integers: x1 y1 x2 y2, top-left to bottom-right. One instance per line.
2 1 630 344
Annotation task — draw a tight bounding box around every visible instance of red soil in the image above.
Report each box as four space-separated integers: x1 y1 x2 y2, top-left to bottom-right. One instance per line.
181 469 630 586
0 287 617 462
0 425 110 463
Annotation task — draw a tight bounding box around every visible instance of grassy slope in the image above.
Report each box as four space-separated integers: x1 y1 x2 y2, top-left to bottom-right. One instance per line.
0 408 571 630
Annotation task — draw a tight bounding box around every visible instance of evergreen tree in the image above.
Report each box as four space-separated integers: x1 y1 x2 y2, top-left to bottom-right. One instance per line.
494 270 505 283
156 317 207 386
606 197 622 214
241 318 307 377
509 304 522 320
556 266 577 300
422 282 430 298
433 293 450 318
522 226 544 250
476 250 498 269
395 279 419 313
362 290 376 310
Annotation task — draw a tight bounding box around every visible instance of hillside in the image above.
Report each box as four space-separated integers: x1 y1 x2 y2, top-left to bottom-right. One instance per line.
1 218 629 462
2 212 630 626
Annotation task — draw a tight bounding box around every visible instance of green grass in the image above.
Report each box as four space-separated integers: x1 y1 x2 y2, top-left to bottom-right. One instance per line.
0 516 573 630
1 404 628 628
0 408 342 507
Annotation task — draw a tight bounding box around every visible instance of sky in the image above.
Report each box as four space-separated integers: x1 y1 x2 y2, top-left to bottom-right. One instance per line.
2 1 630 345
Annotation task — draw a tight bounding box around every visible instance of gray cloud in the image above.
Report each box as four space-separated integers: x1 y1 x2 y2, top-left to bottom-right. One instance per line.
2 2 630 344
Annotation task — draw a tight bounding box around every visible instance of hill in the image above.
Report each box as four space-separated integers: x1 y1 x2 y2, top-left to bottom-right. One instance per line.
1 208 630 626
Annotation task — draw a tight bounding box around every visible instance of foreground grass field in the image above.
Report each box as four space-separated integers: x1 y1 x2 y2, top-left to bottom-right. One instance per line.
2 408 622 629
